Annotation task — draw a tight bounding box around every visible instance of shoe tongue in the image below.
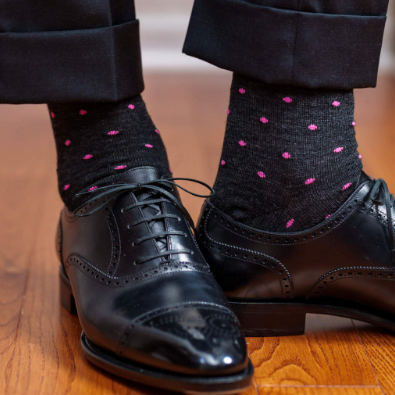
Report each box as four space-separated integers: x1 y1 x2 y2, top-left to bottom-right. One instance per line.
111 167 164 185
111 167 169 254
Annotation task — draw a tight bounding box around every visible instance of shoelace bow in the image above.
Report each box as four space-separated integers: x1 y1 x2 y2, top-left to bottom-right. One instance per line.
369 178 395 263
74 178 214 264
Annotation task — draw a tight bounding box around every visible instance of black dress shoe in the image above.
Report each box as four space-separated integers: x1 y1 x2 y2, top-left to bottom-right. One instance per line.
196 171 395 337
56 166 253 394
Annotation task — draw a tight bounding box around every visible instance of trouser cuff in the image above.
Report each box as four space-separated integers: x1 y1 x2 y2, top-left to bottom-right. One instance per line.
0 20 144 103
183 0 387 89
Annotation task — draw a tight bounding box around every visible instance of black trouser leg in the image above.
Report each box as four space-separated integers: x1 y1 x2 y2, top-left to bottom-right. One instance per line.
0 0 143 103
183 0 389 89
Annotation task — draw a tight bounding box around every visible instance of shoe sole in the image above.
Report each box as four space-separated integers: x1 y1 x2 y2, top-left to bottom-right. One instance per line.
229 300 395 337
59 267 254 394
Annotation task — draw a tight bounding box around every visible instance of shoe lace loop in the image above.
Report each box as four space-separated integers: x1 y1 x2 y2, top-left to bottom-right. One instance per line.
73 178 214 264
369 178 395 263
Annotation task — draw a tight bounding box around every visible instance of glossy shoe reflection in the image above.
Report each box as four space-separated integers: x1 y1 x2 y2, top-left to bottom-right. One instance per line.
57 166 253 394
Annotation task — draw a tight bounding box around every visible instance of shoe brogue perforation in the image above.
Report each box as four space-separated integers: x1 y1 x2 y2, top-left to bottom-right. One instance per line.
307 266 395 299
358 201 395 231
201 207 294 299
118 302 241 355
201 184 369 247
145 312 240 341
105 210 121 275
65 254 213 288
65 195 109 223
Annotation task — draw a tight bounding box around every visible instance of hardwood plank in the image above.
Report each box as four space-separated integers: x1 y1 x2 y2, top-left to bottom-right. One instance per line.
0 105 55 395
257 387 382 395
251 315 377 387
353 322 395 395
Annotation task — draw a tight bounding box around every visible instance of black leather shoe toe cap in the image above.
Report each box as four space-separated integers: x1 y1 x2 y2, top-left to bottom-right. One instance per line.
119 304 249 376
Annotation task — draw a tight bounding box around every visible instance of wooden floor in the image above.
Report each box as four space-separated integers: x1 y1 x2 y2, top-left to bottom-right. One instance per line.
1 73 395 395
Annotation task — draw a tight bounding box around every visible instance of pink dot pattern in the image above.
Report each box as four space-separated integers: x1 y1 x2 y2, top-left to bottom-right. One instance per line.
286 219 295 229
260 117 269 124
145 144 153 148
342 183 352 191
221 160 226 166
128 104 135 110
89 186 98 192
108 131 119 136
64 185 70 191
282 152 291 159
257 171 266 178
283 97 292 103
65 140 71 146
51 112 55 119
305 178 316 185
308 124 318 131
239 88 246 94
239 140 247 147
332 101 341 107
334 147 344 153
114 165 127 170
79 110 87 115
83 154 93 160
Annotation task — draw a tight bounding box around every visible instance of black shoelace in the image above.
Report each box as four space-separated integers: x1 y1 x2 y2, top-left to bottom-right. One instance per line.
369 178 395 263
74 178 214 264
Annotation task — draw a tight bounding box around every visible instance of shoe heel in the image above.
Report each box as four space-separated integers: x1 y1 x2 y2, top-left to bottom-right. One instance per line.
230 301 306 337
59 267 77 315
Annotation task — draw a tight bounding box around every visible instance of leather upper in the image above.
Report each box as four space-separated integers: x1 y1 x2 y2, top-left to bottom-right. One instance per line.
197 172 395 318
57 167 248 376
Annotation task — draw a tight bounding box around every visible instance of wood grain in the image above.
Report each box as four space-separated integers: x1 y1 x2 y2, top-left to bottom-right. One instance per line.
250 315 377 387
0 73 395 395
258 387 383 395
353 322 395 395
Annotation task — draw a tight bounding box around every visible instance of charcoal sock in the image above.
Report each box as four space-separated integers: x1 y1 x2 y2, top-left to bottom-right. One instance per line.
49 96 170 211
211 74 363 232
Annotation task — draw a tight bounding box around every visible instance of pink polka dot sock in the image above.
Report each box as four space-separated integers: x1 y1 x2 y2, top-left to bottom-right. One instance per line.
211 74 363 232
48 96 170 210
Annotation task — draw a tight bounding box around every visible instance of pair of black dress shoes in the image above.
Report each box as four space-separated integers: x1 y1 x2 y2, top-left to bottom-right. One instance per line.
57 166 395 394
